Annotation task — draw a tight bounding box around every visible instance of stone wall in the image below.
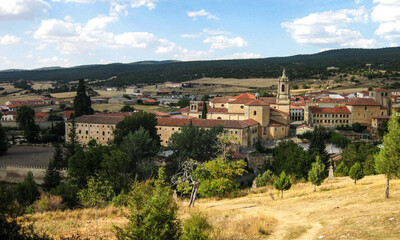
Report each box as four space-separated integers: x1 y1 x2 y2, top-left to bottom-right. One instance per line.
0 165 67 184
247 152 273 174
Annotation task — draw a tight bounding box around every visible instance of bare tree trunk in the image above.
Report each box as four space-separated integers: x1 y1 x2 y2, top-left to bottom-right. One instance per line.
314 185 316 192
354 179 356 185
385 178 389 199
281 190 283 199
189 181 199 207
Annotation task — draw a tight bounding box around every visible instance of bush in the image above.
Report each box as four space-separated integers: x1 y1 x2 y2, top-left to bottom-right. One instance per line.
15 171 39 206
34 193 64 212
349 162 364 184
334 162 349 177
50 182 79 209
181 212 212 240
112 190 130 207
254 170 275 187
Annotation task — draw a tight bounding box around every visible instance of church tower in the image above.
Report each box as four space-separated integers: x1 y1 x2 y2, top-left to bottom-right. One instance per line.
276 69 290 114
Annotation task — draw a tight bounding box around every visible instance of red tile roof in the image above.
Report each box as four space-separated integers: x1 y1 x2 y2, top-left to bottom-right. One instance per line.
345 98 381 106
231 93 255 100
297 124 313 129
309 106 351 114
270 107 290 116
74 115 126 125
157 118 259 129
261 97 277 104
152 111 170 117
210 97 231 104
35 112 50 117
64 110 75 118
245 99 269 106
373 88 389 92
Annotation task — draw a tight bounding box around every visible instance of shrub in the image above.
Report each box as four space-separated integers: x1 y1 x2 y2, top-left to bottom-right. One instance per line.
50 182 79 209
34 193 64 212
349 162 364 184
334 161 349 177
112 190 130 207
274 172 292 199
181 212 212 240
254 170 275 187
15 171 39 206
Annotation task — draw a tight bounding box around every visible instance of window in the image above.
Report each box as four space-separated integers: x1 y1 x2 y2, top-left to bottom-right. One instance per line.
221 104 224 107
79 130 81 134
198 115 201 118
263 127 267 135
365 106 367 110
281 84 285 92
217 117 221 119
102 131 105 136
240 105 244 109
172 128 174 130
235 131 238 134
253 111 257 115
86 130 88 134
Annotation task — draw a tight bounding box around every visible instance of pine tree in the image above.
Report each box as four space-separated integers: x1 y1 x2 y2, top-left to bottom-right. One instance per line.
334 161 349 177
308 155 326 191
349 162 364 184
43 144 63 191
15 171 39 206
201 98 207 119
65 116 77 161
73 79 94 117
274 171 292 199
375 111 400 198
0 123 7 155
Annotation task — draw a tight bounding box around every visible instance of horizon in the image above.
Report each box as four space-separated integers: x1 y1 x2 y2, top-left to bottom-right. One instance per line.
0 0 399 70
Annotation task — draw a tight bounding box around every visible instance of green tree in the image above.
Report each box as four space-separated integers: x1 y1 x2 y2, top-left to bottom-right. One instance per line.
269 140 312 179
0 123 7 155
100 149 131 193
15 171 39 206
73 79 94 117
16 106 40 142
194 157 247 198
334 161 349 177
181 211 212 240
78 177 114 226
254 170 276 187
121 105 134 112
375 112 400 198
177 98 190 109
43 144 63 191
119 128 158 180
65 116 78 161
113 111 160 146
349 162 364 184
115 166 181 240
168 123 224 162
201 99 207 119
308 156 326 191
274 171 292 199
330 131 350 149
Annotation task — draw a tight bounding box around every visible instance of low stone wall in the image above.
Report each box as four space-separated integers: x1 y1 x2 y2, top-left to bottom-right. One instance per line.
247 153 273 174
0 165 67 184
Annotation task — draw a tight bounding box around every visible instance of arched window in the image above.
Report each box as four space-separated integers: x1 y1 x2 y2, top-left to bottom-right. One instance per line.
281 84 285 92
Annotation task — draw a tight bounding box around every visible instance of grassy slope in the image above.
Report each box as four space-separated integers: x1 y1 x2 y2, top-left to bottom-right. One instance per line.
24 174 400 240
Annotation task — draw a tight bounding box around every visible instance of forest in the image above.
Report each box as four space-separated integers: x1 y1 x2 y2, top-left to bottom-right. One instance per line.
1 47 400 87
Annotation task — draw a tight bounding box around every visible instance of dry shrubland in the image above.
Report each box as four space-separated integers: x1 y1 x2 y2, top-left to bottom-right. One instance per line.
22 174 400 240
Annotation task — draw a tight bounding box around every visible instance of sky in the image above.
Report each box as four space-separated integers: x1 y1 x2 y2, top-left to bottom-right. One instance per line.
0 0 399 70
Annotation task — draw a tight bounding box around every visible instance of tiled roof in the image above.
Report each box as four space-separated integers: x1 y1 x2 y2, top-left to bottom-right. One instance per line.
269 119 286 126
243 119 259 125
245 100 269 106
261 97 277 104
297 124 313 129
157 118 259 129
64 110 75 117
373 88 389 92
152 111 170 117
74 114 127 124
231 93 255 100
290 105 304 110
309 106 351 114
35 112 50 117
345 98 381 106
270 107 290 116
210 97 230 104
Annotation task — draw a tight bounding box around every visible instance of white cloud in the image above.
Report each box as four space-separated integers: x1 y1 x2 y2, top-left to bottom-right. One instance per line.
173 48 214 61
181 33 201 38
281 8 376 48
54 0 158 9
204 35 247 49
130 0 158 10
0 0 50 21
0 34 20 45
38 56 70 66
371 0 400 41
202 28 230 35
187 9 219 21
222 52 262 59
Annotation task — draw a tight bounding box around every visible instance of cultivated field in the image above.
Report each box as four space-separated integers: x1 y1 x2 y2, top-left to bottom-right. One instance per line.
51 90 125 100
24 174 400 240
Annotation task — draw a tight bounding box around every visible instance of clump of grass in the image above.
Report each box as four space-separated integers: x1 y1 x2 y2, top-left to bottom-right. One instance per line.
283 225 311 240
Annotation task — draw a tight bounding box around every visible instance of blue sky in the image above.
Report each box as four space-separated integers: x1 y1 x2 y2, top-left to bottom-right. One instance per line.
0 0 399 70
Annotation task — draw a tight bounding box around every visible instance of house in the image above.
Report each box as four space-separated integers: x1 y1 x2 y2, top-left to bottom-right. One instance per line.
34 112 50 122
1 111 17 121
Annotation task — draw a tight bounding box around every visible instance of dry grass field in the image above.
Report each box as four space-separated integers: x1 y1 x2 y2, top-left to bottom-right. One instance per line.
51 90 125 100
24 174 400 240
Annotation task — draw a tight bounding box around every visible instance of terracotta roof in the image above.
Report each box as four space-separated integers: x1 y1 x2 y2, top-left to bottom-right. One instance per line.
372 88 390 92
231 93 255 100
290 105 304 110
243 119 259 125
35 112 50 117
245 99 269 106
157 118 258 129
211 97 230 104
74 114 126 124
152 111 170 117
345 98 381 106
297 124 313 129
228 99 251 104
309 106 351 114
177 106 190 112
372 115 391 119
2 111 17 115
270 107 290 116
269 119 286 126
261 97 277 104
64 110 75 118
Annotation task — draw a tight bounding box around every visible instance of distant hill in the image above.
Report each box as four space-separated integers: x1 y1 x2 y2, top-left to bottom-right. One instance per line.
1 47 400 86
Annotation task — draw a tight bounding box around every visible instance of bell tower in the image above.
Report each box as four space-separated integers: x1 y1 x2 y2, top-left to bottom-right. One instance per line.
276 69 290 114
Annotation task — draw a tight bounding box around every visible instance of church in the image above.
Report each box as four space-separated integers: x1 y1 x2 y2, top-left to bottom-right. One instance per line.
173 70 291 143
